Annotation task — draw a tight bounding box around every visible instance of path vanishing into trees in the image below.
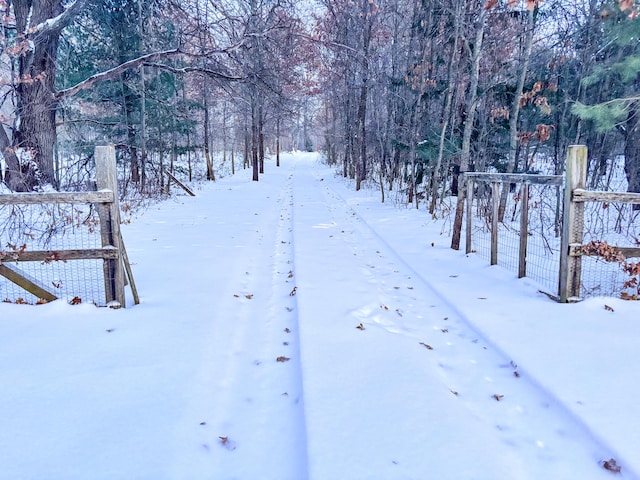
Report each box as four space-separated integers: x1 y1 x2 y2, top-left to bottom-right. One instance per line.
155 152 631 479
1 152 636 480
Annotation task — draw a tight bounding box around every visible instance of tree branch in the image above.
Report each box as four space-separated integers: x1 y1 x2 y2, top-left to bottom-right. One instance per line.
54 49 182 101
142 62 243 82
30 0 91 39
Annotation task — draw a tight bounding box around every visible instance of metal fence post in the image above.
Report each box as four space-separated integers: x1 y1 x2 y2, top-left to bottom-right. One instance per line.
491 182 499 265
559 145 587 302
465 177 473 254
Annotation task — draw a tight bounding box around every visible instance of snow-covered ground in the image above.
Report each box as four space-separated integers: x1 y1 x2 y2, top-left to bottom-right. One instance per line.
0 152 638 479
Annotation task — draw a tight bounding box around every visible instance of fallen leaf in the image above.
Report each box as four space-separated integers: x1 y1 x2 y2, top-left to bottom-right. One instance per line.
450 389 459 396
604 304 614 312
380 304 389 310
419 342 434 350
218 436 237 451
395 309 403 317
441 328 449 333
245 294 254 299
356 323 365 330
276 356 290 362
493 394 504 401
69 296 82 305
602 458 621 473
289 286 297 296
288 271 294 278
284 328 291 333
514 371 521 378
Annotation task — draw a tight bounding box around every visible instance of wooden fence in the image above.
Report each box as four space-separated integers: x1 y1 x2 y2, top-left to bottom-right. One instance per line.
463 145 640 302
559 145 640 302
0 145 138 307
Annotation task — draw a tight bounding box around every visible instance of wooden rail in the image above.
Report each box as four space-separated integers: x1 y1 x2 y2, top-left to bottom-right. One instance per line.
0 190 114 205
464 172 563 186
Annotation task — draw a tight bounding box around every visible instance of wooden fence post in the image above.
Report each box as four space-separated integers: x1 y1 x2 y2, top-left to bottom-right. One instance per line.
95 145 126 307
559 145 587 302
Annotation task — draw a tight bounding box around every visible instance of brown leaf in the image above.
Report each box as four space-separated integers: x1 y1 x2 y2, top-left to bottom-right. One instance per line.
245 294 254 299
604 304 615 312
602 458 621 473
284 328 291 333
69 296 82 305
450 389 459 396
493 394 504 401
419 342 434 350
485 0 498 10
289 286 297 296
620 0 634 11
356 323 365 330
276 356 290 362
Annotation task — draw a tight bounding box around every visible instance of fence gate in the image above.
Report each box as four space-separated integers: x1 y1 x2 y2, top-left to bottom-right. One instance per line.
0 145 138 307
463 145 640 302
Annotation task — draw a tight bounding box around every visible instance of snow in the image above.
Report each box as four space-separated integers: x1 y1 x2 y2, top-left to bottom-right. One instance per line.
0 151 638 479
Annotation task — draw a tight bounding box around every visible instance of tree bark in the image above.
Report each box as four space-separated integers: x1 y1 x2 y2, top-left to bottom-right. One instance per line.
451 6 488 250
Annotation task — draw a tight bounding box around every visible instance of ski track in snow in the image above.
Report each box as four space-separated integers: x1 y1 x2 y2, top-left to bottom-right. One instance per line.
166 170 308 480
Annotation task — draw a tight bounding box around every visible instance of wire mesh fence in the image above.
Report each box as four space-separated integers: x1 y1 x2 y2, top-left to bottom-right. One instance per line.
465 159 639 301
579 202 640 299
0 202 107 306
468 182 562 296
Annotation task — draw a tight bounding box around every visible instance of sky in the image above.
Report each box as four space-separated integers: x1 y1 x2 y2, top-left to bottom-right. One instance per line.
0 151 638 479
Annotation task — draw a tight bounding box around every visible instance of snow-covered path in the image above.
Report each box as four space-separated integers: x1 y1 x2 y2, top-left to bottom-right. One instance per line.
0 152 638 480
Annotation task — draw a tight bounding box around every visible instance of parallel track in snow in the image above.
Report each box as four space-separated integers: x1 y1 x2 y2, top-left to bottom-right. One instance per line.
306 165 633 479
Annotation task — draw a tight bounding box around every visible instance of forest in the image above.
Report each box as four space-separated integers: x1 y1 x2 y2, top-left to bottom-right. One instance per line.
0 0 638 209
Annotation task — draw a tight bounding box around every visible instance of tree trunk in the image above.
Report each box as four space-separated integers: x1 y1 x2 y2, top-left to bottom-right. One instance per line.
258 104 265 174
8 0 65 190
276 117 281 167
251 101 259 181
451 7 488 250
203 86 215 181
430 0 461 215
498 7 536 221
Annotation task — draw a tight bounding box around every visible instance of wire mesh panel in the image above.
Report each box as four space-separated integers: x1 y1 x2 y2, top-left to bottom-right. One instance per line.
468 182 562 296
580 202 640 299
0 202 107 305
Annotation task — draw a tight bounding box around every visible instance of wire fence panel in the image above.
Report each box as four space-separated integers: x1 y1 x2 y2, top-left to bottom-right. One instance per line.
0 203 107 305
468 182 562 296
580 202 640 298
